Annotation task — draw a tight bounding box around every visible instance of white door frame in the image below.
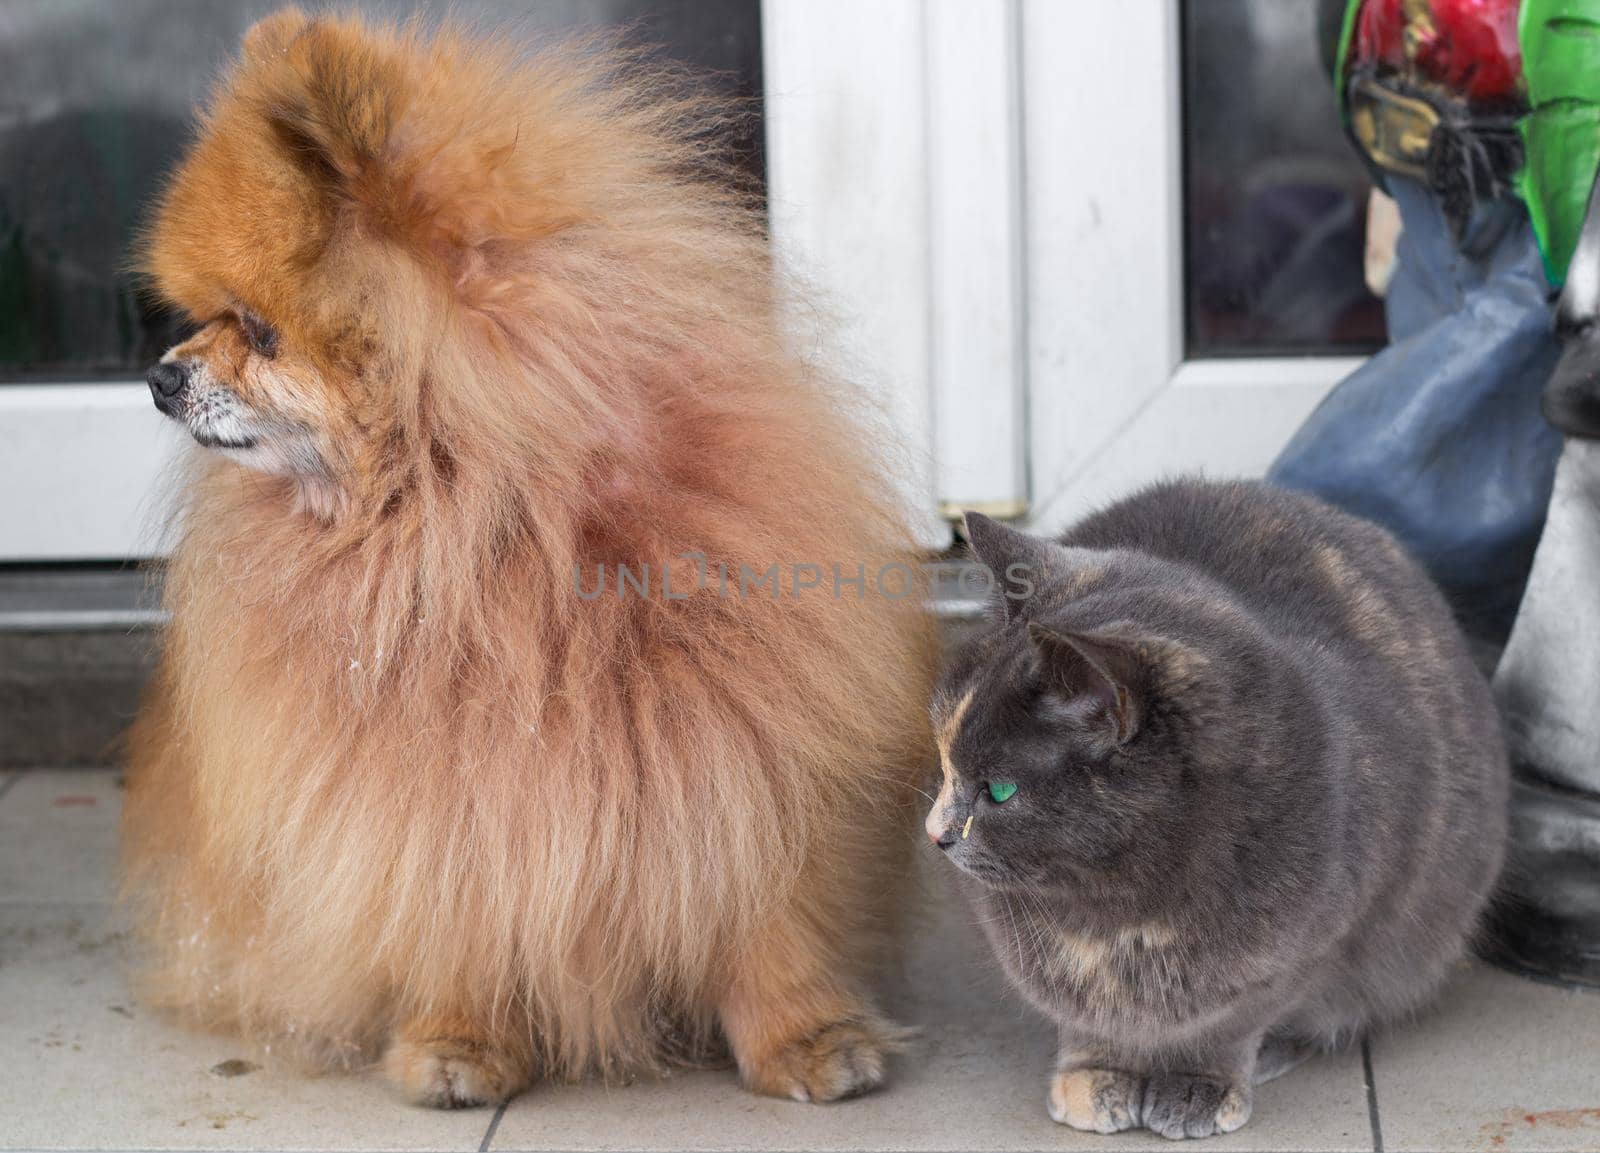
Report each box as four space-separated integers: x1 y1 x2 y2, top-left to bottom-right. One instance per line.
764 0 1032 548
765 0 1363 541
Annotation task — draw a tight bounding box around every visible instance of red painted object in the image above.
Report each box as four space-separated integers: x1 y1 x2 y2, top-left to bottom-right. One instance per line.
1355 0 1409 71
1352 0 1524 101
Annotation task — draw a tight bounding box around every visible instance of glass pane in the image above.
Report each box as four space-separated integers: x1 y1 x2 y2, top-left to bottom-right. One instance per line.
0 0 762 383
1182 0 1386 358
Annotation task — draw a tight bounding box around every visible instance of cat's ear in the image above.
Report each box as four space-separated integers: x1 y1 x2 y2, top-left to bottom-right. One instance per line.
962 512 1055 622
1027 622 1143 746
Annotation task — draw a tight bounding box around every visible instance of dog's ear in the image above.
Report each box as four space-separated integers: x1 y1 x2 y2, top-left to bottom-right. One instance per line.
242 7 309 60
245 11 406 191
236 10 575 290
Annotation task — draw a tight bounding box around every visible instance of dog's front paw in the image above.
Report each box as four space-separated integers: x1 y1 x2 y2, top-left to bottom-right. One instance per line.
742 1017 903 1103
1140 1073 1252 1140
1048 1066 1143 1134
383 1034 527 1109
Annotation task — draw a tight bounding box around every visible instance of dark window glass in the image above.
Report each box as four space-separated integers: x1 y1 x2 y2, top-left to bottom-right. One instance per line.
0 0 762 383
1182 0 1386 358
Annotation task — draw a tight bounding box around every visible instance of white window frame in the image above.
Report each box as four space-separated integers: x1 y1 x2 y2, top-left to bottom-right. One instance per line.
1019 0 1361 533
0 384 181 561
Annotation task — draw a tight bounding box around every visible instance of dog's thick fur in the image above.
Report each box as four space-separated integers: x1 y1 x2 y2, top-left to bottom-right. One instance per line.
124 9 934 1107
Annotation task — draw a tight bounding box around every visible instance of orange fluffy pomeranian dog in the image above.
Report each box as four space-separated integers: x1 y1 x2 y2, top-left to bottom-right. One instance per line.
123 8 935 1109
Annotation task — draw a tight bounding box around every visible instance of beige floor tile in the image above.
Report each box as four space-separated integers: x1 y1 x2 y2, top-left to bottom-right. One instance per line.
1373 962 1600 1152
489 857 1374 1152
0 769 123 905
0 903 494 1151
25 766 1591 1153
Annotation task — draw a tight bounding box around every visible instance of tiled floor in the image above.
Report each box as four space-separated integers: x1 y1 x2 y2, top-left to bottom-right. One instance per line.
1 769 1596 1153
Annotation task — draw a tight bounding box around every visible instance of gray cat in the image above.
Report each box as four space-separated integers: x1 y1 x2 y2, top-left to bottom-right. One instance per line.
926 479 1509 1140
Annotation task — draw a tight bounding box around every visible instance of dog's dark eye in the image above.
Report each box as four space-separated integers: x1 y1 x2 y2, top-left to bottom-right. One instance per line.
240 312 279 359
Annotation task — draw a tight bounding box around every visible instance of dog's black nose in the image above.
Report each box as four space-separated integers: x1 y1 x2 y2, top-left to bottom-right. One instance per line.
148 362 188 398
147 362 189 413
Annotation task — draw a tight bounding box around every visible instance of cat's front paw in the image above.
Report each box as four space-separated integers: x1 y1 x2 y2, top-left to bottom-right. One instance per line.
1048 1067 1143 1134
743 1018 902 1103
383 1034 528 1109
1140 1073 1252 1140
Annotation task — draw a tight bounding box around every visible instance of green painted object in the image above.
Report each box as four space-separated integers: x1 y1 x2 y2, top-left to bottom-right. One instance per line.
987 781 1017 804
1327 0 1600 283
1519 0 1600 284
1331 0 1363 121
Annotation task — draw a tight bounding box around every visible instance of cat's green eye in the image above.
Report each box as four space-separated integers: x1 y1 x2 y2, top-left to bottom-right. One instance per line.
987 781 1017 804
